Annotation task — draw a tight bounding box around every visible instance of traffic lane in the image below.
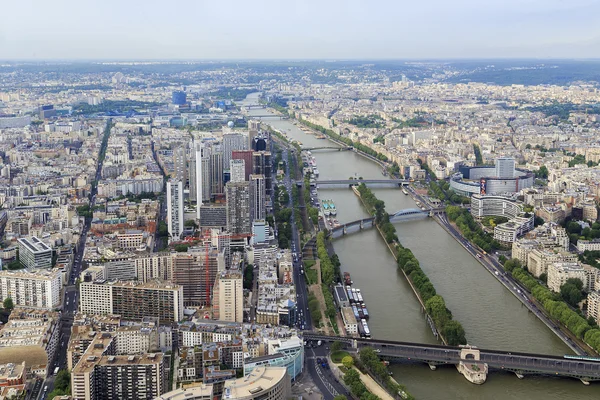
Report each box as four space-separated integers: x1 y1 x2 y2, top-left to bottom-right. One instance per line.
307 348 347 399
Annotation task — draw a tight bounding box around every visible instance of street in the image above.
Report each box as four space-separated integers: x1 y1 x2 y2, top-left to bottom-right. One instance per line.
31 120 110 400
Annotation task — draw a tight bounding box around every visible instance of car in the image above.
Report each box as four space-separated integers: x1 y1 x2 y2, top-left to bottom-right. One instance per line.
316 358 322 363
375 349 381 353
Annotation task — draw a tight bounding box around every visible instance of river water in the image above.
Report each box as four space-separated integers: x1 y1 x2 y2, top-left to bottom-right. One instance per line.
241 93 600 399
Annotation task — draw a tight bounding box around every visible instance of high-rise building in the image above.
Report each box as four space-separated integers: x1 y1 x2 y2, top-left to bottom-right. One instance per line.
199 205 228 229
232 150 253 181
17 236 52 269
172 250 223 307
0 269 62 309
495 157 515 179
167 180 184 242
230 159 246 183
252 152 272 196
222 133 248 171
71 333 167 400
252 137 267 152
212 270 243 322
249 174 266 222
172 90 187 105
210 150 224 199
79 280 184 323
225 182 251 235
173 147 187 183
248 120 260 149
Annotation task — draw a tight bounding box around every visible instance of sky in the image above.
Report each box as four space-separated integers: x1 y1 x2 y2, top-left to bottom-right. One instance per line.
1 0 600 60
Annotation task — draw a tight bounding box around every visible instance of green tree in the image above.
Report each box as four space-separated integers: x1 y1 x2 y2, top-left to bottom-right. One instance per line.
2 298 13 312
567 221 582 235
331 341 342 353
443 320 467 346
174 244 189 253
184 219 198 229
503 258 522 273
342 356 354 369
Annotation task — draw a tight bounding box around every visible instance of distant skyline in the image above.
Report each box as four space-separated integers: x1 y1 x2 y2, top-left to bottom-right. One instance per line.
1 0 600 60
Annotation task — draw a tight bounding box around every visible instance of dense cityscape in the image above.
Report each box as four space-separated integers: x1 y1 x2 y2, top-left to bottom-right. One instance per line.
1 59 600 399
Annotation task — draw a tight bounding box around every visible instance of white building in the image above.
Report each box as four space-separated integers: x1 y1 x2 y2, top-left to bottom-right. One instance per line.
17 237 52 269
213 270 243 322
495 157 515 178
587 290 600 324
167 180 184 242
230 159 246 183
0 269 62 309
547 262 587 293
577 239 600 252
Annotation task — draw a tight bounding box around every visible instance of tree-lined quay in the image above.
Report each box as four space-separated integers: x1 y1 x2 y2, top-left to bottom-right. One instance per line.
355 183 467 346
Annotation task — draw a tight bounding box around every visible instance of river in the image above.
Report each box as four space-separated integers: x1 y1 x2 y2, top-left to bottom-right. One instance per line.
241 93 600 399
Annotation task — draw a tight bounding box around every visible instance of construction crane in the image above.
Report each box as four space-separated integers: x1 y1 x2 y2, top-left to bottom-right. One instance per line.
198 230 255 306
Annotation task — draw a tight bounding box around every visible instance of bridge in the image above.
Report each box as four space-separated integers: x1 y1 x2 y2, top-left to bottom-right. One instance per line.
302 146 353 152
244 105 265 110
328 208 445 239
304 333 600 385
315 179 410 188
247 114 288 119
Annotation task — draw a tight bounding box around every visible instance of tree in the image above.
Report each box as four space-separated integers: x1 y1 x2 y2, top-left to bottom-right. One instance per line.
561 278 585 307
157 221 168 237
443 320 467 346
2 298 13 312
342 356 354 369
331 341 342 353
174 244 189 252
503 258 522 273
184 219 198 229
567 221 582 235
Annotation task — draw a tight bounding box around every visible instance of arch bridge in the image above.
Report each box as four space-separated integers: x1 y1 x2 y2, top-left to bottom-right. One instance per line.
327 208 445 239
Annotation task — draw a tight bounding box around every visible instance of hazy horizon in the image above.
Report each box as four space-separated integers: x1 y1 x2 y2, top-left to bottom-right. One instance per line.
1 0 600 60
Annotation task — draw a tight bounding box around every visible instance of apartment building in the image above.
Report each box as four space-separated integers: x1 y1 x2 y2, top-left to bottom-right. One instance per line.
212 270 243 322
0 309 60 377
547 262 587 292
116 230 145 250
587 290 600 324
71 333 167 400
0 269 62 309
79 280 183 324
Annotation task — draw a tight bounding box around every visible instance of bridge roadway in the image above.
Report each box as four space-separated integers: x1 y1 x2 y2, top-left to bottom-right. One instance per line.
304 334 600 383
302 146 353 152
328 208 446 238
315 179 409 188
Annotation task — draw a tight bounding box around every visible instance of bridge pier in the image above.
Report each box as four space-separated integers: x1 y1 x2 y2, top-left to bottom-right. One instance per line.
457 346 488 385
514 372 524 379
360 220 364 230
343 226 347 236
